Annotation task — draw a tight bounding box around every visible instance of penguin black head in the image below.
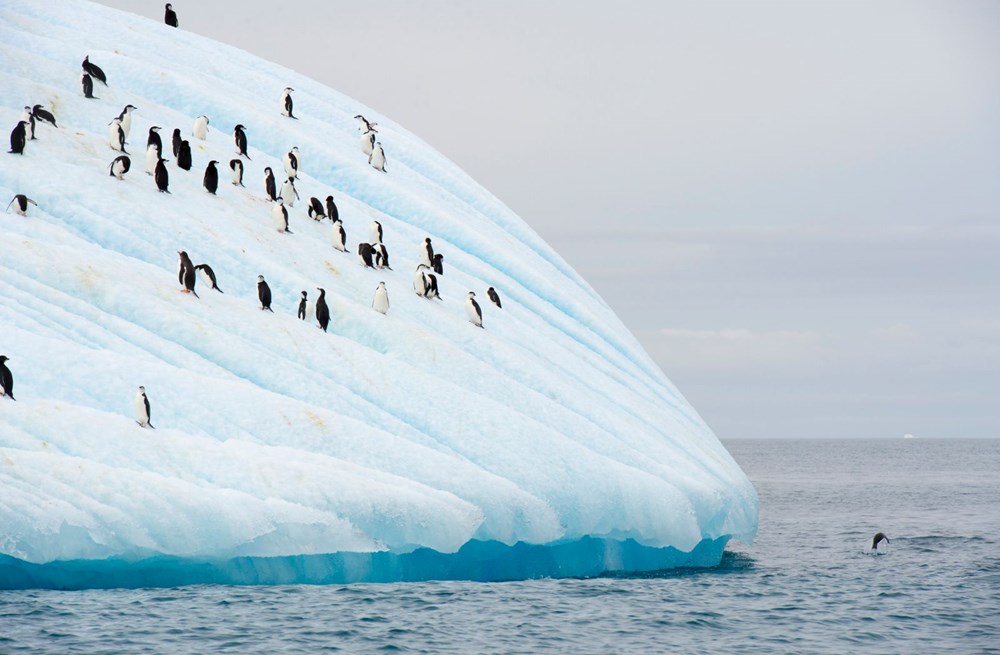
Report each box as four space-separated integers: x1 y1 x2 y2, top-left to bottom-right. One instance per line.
264 166 272 174
301 290 307 298
138 385 146 393
208 160 218 166
0 355 8 363
150 126 161 132
257 275 265 283
284 87 294 93
235 124 245 130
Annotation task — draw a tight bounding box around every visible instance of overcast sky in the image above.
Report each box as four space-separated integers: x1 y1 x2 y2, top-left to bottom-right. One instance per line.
97 0 1000 439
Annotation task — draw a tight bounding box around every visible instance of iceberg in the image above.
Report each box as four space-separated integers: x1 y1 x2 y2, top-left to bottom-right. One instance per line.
0 0 757 589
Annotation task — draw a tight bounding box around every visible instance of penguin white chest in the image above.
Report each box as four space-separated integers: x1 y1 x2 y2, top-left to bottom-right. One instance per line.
373 285 389 314
134 393 149 425
192 116 209 140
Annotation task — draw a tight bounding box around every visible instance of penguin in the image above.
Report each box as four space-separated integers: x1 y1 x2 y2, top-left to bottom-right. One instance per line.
177 250 198 296
466 291 484 328
355 114 377 133
357 242 375 268
108 154 131 180
145 145 160 175
272 201 291 233
263 167 277 201
421 237 434 267
9 121 28 155
283 147 299 179
325 195 339 223
370 220 383 244
0 356 14 401
171 128 182 158
307 196 326 220
203 160 219 194
154 156 170 192
81 72 97 99
6 194 37 216
871 532 890 551
32 105 57 129
229 159 244 186
82 55 107 85
487 286 502 309
117 104 137 140
360 129 375 156
164 3 178 27
177 139 192 170
20 107 35 140
331 219 347 252
109 118 127 154
432 253 444 276
281 87 296 119
280 177 299 206
195 263 223 292
297 290 307 319
233 124 250 159
373 243 391 270
423 269 440 300
257 275 273 311
369 142 387 172
134 386 153 428
147 126 163 157
315 287 330 331
192 115 209 140
372 282 389 315
413 265 429 296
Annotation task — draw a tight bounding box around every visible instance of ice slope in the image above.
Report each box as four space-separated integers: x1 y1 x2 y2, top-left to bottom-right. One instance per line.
0 0 757 588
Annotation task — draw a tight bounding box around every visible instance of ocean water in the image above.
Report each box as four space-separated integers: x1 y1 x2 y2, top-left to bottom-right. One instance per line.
2 438 997 654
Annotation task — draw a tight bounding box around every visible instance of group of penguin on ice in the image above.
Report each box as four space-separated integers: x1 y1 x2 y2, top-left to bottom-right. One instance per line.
2 3 508 428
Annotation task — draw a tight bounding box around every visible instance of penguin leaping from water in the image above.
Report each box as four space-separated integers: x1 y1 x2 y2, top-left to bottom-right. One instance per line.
108 155 131 180
257 275 273 311
82 55 107 85
165 3 178 27
871 532 890 551
134 386 154 428
192 115 209 140
281 87 296 119
233 124 250 159
466 291 483 328
7 194 37 216
373 282 389 315
0 356 14 401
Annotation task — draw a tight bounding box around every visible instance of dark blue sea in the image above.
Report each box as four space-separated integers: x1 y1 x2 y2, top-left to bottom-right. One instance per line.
2 439 998 654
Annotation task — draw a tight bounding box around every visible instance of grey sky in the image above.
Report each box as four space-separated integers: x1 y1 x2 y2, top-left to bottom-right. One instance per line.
98 0 1000 438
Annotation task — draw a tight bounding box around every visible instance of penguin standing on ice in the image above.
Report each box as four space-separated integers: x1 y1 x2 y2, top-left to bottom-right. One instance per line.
369 142 387 172
32 105 57 131
280 87 296 119
373 243 391 270
307 196 326 220
421 237 434 267
433 254 444 276
370 220 383 244
360 129 375 156
108 154 131 180
355 115 377 133
81 73 97 99
263 167 277 201
283 147 299 179
134 386 153 428
487 287 502 309
315 288 330 331
233 124 250 159
82 56 107 85
272 201 291 233
172 128 182 158
297 290 307 319
164 3 178 27
20 107 35 140
331 218 347 252
146 145 160 175
421 266 441 300
147 126 163 157
325 195 339 223
177 250 198 296
466 291 483 328
177 139 192 170
203 160 219 194
280 177 299 206
192 115 209 140
117 104 137 141
154 155 170 192
357 242 375 268
0 356 14 401
229 159 244 186
372 282 389 315
195 263 223 292
9 122 28 154
7 195 37 216
257 275 273 311
109 118 128 154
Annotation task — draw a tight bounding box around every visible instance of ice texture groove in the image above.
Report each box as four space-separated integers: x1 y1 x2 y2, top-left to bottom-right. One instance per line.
0 0 757 587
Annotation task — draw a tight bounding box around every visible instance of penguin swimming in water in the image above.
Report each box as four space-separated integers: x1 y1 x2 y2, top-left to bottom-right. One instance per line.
171 128 182 158
360 129 375 156
192 115 209 140
32 105 57 130
203 160 219 194
369 142 387 172
147 126 162 157
109 118 127 154
871 532 890 551
331 218 347 252
263 167 277 201
487 287 502 309
281 87 296 119
355 114 377 133
372 282 389 315
164 3 178 27
177 250 198 297
432 253 444 276
9 121 28 154
154 155 170 192
421 237 434 267
108 154 131 180
233 124 250 159
6 194 37 216
283 147 299 179
307 196 326 220
177 139 192 170
81 72 97 99
370 220 383 244
325 195 339 223
0 356 14 401
315 288 330 331
280 177 299 206
297 290 307 319
195 263 223 292
466 292 484 328
20 107 35 140
373 243 391 270
82 55 107 85
117 104 137 140
357 242 376 268
229 159 244 186
257 275 273 311
134 386 153 428
272 201 291 233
